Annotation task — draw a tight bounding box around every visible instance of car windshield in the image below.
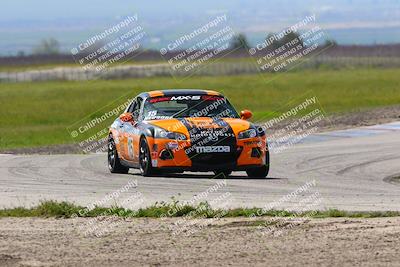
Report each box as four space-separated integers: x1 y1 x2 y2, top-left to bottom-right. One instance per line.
142 95 239 120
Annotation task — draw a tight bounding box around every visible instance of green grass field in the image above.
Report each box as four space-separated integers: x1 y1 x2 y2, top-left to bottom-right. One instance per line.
1 68 400 150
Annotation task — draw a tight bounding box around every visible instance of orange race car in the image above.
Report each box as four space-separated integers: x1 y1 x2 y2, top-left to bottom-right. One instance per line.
108 89 269 178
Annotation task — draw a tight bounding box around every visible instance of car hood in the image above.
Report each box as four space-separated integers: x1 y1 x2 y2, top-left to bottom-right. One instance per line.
147 117 252 138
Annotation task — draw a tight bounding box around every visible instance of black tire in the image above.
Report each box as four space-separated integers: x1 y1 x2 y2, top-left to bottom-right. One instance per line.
108 135 129 174
139 137 155 176
246 149 270 178
213 170 232 178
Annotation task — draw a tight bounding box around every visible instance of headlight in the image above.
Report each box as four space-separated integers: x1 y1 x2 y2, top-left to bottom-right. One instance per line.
256 125 266 137
154 127 187 140
238 128 257 139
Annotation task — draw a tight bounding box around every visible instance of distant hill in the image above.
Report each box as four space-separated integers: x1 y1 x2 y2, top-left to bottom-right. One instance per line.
0 0 399 55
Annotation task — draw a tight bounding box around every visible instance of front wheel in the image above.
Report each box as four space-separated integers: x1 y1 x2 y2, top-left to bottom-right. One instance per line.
108 135 129 174
246 149 270 178
139 137 155 176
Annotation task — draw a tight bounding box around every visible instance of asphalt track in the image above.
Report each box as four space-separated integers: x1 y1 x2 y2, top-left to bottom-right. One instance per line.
1 122 399 211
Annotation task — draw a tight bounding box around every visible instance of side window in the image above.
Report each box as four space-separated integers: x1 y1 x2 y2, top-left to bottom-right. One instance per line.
132 97 142 120
127 100 137 114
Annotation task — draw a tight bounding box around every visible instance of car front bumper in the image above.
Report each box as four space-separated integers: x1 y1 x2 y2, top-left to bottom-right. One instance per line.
147 136 267 170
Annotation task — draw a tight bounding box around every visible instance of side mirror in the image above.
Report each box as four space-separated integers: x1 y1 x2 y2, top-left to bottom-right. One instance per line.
240 110 252 120
119 112 134 123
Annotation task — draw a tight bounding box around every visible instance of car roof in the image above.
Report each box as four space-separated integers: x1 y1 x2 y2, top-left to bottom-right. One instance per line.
139 89 222 99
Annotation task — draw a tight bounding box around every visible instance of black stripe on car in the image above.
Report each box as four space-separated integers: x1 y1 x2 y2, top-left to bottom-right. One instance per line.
180 117 239 169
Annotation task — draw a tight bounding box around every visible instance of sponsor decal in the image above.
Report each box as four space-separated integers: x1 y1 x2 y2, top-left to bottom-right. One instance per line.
149 97 172 103
244 140 262 146
170 95 201 101
201 96 225 101
149 95 209 103
167 142 179 150
144 110 172 120
195 146 231 153
186 120 221 129
191 129 234 138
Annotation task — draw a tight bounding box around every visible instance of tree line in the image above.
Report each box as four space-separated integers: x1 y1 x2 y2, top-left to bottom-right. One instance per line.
28 32 336 56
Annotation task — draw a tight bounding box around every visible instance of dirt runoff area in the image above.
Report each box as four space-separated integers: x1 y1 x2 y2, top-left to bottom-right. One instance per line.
0 217 399 267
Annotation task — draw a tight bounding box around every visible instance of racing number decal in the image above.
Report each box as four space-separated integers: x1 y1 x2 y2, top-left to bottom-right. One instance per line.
145 110 157 120
148 110 157 117
128 137 134 159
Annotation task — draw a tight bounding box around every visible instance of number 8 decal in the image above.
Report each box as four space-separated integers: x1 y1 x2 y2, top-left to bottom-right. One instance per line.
128 137 134 159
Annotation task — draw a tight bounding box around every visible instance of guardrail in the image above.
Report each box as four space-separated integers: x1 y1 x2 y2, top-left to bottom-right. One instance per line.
1 56 400 83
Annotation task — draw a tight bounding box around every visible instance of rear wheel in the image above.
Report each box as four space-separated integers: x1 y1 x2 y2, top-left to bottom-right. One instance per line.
246 149 270 178
139 137 155 176
213 170 232 178
108 135 129 174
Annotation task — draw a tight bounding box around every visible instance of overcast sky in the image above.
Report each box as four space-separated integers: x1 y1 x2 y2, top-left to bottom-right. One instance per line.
1 0 399 23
